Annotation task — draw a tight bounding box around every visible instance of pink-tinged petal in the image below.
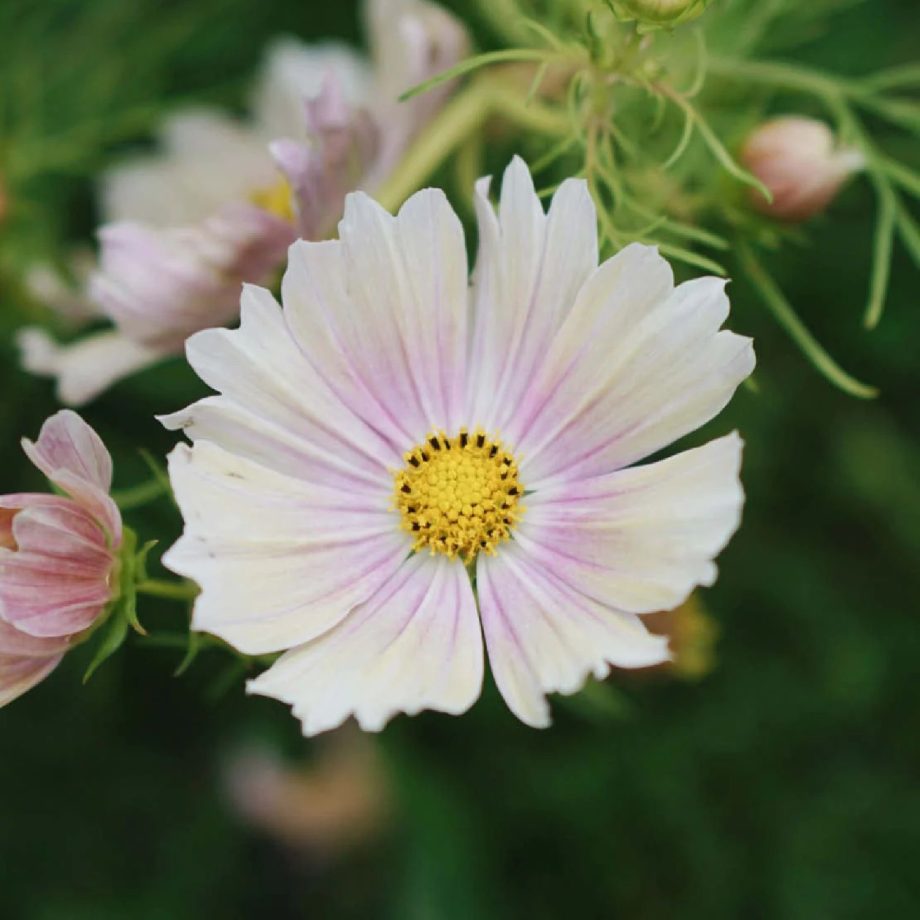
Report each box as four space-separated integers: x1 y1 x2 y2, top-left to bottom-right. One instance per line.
0 650 65 708
515 434 745 617
18 327 166 407
477 541 670 728
0 618 70 657
512 252 754 486
271 73 379 241
90 203 295 354
22 409 112 491
365 0 470 178
21 410 121 543
338 189 469 436
160 284 399 486
281 186 470 451
248 553 483 736
164 441 409 655
10 502 110 561
101 108 279 227
282 239 416 452
467 159 598 431
0 505 114 637
252 39 372 139
0 616 70 707
23 251 102 326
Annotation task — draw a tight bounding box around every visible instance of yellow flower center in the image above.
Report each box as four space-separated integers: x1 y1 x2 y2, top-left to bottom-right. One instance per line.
394 430 524 562
250 178 294 222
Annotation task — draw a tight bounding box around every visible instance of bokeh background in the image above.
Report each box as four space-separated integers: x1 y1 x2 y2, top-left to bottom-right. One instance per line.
1 1 918 917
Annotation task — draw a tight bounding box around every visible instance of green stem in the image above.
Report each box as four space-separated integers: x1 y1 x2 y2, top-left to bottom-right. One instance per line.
111 477 168 511
136 578 198 601
708 57 854 100
738 244 878 399
376 79 568 212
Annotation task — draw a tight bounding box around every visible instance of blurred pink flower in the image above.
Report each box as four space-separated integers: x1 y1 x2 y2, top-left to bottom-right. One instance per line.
741 116 864 222
0 411 122 706
20 0 469 405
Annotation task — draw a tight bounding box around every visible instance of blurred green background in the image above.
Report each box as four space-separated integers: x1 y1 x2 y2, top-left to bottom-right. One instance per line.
1 1 918 917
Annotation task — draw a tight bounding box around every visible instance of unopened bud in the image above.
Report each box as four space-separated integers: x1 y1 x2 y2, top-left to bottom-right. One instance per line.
612 0 711 27
741 116 864 222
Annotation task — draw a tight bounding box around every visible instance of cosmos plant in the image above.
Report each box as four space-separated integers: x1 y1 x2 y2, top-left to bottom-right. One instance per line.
1 0 916 730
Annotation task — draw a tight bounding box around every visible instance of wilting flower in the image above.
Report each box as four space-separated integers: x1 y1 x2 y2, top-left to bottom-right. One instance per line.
162 158 754 735
741 116 864 223
0 411 122 707
20 0 468 406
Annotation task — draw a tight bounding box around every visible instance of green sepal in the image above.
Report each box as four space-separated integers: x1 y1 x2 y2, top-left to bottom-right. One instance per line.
82 613 129 683
173 630 200 678
81 526 151 682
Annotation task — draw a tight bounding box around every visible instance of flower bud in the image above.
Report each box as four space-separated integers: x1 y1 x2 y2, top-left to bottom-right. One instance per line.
612 0 710 27
0 411 123 706
741 116 864 222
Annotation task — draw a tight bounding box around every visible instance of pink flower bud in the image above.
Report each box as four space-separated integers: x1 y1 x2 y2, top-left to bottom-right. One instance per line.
741 116 864 222
0 411 122 706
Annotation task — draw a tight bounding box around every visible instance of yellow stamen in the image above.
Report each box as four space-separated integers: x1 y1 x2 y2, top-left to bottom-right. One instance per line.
251 178 294 222
394 429 524 562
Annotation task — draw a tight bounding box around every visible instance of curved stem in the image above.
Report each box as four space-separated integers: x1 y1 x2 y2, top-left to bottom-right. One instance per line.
376 77 569 212
738 243 878 399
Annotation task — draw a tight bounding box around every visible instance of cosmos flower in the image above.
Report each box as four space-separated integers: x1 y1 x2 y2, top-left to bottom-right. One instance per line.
162 157 755 735
0 411 122 707
20 0 468 406
741 116 864 222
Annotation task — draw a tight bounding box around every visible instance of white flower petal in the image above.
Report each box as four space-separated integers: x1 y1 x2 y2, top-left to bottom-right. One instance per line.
477 541 670 728
340 188 469 434
512 251 754 485
248 553 483 736
282 188 469 448
160 284 399 485
516 434 745 616
101 109 276 227
17 327 165 407
164 441 408 654
252 38 372 139
91 205 294 353
467 158 598 431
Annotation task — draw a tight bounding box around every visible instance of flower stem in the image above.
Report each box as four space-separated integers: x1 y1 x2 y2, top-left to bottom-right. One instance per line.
135 578 198 601
112 477 168 511
376 77 569 212
737 243 878 399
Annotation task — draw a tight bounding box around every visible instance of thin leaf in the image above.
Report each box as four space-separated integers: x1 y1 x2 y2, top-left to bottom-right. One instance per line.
398 49 553 102
653 240 727 276
663 105 694 169
864 179 897 329
520 17 566 51
879 157 920 199
862 62 920 91
895 203 920 268
692 107 773 201
739 245 878 399
525 60 549 105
